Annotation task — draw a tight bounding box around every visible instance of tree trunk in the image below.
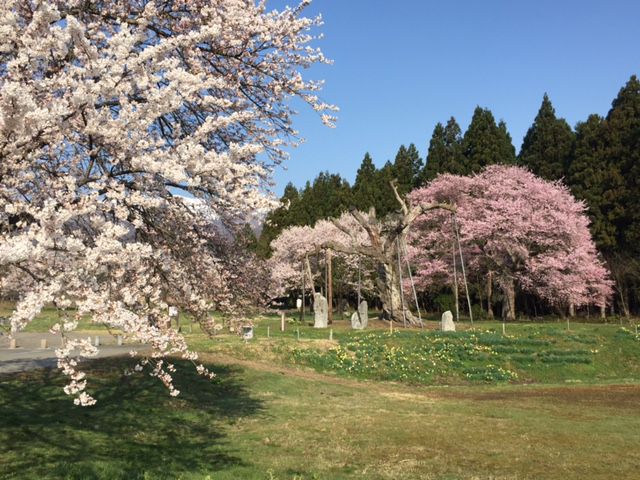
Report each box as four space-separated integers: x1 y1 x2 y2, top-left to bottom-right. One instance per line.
452 241 459 322
326 249 333 325
501 278 515 322
618 284 630 318
569 303 575 317
377 260 419 326
600 303 606 319
486 271 494 319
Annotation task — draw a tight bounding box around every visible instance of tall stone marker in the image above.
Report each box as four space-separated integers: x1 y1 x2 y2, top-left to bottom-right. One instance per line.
351 300 369 330
441 310 455 332
313 293 328 328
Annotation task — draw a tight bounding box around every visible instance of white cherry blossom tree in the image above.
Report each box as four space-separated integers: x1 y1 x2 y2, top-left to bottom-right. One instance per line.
0 0 336 405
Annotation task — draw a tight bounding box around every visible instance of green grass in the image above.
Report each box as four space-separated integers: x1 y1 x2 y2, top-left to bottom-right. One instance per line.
0 303 110 333
186 316 640 386
1 357 640 479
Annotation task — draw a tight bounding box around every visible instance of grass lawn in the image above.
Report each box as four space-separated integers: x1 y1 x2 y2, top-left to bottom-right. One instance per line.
2 309 639 479
1 356 639 480
0 302 109 334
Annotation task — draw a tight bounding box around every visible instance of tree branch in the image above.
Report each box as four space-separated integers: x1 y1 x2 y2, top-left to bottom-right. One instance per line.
390 179 409 216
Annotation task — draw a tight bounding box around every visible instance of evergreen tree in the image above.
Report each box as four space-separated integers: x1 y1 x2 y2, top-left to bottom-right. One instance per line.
461 107 515 174
374 160 399 217
567 75 640 315
422 122 446 183
605 75 640 252
497 120 517 163
308 171 353 220
567 114 618 250
421 117 465 183
256 182 302 257
518 94 575 181
352 152 379 211
393 143 423 195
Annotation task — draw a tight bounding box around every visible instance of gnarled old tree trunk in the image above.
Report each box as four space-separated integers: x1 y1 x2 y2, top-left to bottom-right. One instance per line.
326 181 455 326
500 277 516 322
376 251 414 325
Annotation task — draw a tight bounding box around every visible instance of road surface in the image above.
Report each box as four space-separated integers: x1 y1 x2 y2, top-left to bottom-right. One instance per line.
0 332 149 374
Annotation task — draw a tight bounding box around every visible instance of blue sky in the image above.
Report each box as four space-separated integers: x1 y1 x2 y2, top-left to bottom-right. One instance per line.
268 0 640 195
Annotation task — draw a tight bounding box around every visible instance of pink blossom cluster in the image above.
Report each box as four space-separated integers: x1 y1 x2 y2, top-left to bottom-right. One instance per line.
408 165 613 308
269 212 374 295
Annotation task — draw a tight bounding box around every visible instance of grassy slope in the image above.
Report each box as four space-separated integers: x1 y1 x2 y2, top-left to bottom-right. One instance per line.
1 357 639 480
186 314 640 386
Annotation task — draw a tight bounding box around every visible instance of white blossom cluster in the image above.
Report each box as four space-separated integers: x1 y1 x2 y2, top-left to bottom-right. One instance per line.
0 0 334 404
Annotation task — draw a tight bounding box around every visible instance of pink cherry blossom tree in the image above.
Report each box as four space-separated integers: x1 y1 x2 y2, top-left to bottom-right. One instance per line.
269 183 455 326
408 165 613 321
0 0 336 405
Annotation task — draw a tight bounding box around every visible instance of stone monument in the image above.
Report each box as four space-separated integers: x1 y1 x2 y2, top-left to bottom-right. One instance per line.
351 300 368 330
313 292 328 328
441 310 455 332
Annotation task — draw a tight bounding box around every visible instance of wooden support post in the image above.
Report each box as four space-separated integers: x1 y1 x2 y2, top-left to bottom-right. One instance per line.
40 339 47 349
397 238 407 328
300 260 305 323
280 312 285 332
453 216 473 325
326 249 333 325
452 239 459 323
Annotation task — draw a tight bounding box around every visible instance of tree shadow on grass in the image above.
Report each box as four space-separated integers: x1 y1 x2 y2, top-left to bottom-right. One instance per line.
0 358 264 479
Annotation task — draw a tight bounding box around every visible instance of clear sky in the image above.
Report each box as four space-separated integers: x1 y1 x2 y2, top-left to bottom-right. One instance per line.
268 0 640 195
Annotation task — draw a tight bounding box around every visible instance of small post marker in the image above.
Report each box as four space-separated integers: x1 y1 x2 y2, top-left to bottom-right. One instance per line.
329 329 333 341
280 312 285 332
502 322 506 336
117 334 123 346
267 326 270 338
296 328 300 341
40 339 48 349
94 336 100 347
9 338 17 349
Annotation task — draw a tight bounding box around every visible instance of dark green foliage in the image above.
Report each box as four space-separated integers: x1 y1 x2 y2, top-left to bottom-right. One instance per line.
393 143 423 194
568 114 620 250
256 182 301 257
566 75 640 315
373 160 399 217
604 75 640 254
420 117 464 183
518 94 575 181
299 171 353 221
461 107 516 174
352 152 378 211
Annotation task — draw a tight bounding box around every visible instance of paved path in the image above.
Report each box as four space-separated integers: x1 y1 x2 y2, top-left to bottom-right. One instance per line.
0 332 149 374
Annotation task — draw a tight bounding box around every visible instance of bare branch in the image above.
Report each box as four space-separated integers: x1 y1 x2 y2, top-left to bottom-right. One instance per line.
349 208 381 249
390 179 409 215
